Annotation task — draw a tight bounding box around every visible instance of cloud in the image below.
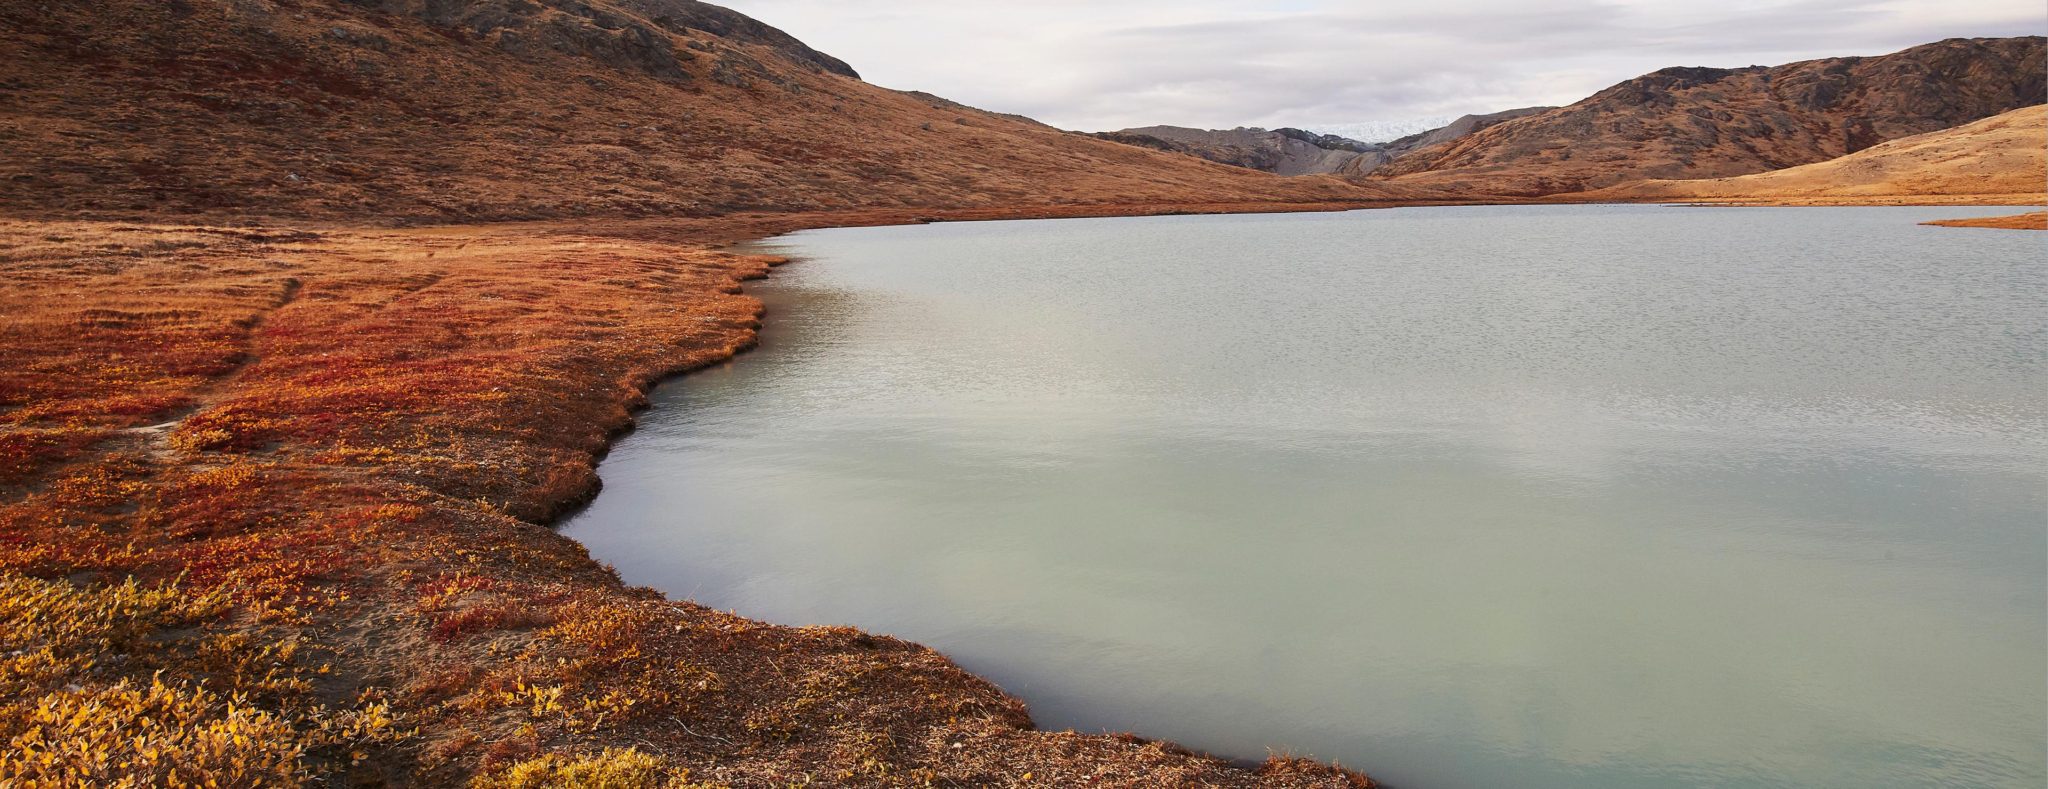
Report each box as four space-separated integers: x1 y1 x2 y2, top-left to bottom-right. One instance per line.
718 0 2046 132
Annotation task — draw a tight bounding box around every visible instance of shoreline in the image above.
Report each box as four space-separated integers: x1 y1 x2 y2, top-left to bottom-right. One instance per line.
1922 211 2048 230
542 199 2048 774
3 198 2039 786
1 200 1409 787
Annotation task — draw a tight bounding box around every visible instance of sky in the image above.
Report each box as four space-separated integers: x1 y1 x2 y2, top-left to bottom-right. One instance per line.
718 0 2045 139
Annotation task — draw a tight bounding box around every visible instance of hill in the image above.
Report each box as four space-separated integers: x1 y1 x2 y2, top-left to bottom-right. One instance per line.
1376 107 1555 157
1374 37 2046 195
0 0 1407 222
1093 108 1551 178
1578 104 2047 204
1094 126 1388 176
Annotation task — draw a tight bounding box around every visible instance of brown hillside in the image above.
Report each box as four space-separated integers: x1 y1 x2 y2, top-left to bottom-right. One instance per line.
1577 104 2047 204
1376 37 2045 195
0 0 1409 223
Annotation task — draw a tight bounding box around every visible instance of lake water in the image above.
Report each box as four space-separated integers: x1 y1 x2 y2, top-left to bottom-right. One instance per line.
562 205 2047 788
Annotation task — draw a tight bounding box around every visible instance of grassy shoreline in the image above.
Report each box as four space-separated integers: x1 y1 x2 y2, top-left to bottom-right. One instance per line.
6 198 2036 785
1 202 1397 787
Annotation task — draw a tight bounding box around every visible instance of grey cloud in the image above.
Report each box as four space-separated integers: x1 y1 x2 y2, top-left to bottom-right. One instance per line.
720 0 2046 132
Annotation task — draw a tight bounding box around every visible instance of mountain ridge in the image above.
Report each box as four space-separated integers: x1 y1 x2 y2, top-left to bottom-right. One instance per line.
1576 104 2047 204
1372 36 2047 195
1092 108 1553 178
0 0 1409 223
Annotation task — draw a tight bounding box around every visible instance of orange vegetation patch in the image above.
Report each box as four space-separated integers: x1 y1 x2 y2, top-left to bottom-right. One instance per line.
1923 211 2048 229
0 215 1378 786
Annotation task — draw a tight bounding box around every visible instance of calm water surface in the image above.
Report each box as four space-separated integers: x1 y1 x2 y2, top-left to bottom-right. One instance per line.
563 205 2047 788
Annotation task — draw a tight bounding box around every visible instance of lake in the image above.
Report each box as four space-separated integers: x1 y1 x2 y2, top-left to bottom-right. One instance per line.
562 205 2047 788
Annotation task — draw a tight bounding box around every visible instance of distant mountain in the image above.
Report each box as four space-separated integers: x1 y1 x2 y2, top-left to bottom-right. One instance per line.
1374 36 2047 195
1314 118 1457 145
1092 126 1388 176
1092 108 1553 178
1580 104 2047 204
1378 107 1556 156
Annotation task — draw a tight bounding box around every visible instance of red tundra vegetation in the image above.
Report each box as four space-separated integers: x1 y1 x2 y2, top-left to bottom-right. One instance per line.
0 211 1386 786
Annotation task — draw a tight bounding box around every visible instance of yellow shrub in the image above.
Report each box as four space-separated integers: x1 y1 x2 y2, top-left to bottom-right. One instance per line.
0 572 407 785
0 678 304 788
0 572 229 691
472 747 722 789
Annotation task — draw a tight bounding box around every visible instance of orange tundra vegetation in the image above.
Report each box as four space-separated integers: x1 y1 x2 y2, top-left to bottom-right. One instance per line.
0 214 1383 786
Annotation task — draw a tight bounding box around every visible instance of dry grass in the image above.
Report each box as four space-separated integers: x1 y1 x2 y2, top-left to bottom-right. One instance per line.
1574 105 2048 206
0 216 1378 786
1923 211 2048 230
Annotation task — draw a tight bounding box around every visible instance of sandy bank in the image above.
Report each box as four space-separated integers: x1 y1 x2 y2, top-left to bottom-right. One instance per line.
1922 211 2048 229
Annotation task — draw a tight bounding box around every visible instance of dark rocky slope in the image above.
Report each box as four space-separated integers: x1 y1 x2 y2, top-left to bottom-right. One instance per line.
1093 109 1552 178
1377 107 1554 157
1374 36 2047 195
1096 126 1390 176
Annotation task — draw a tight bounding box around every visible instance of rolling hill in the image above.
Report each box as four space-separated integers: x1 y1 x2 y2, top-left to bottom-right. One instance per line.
0 0 1409 222
1374 36 2046 196
1579 104 2046 204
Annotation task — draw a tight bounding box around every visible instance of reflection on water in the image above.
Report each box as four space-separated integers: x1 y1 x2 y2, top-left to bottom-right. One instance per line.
564 205 2047 788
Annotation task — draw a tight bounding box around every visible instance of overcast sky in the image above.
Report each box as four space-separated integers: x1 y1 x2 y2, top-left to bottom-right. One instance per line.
719 0 2045 137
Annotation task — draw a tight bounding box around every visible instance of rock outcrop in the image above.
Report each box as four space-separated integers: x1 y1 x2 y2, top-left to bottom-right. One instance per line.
1374 36 2047 195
